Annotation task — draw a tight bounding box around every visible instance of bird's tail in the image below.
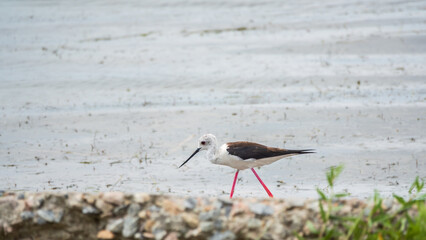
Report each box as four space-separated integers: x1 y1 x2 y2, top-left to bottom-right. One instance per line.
284 149 315 155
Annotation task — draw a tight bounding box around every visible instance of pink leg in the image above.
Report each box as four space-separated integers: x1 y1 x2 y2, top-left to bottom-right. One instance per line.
251 168 274 198
230 170 239 199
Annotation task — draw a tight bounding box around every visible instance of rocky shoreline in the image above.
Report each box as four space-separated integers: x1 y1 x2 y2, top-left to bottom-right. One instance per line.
0 192 419 240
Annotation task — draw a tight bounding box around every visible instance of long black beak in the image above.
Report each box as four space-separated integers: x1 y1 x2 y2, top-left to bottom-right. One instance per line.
179 147 201 168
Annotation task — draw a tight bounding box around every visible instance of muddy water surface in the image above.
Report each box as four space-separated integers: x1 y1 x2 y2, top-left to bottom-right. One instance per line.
0 0 425 199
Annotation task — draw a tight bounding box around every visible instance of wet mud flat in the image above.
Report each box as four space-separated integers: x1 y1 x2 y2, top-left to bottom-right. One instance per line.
0 0 425 198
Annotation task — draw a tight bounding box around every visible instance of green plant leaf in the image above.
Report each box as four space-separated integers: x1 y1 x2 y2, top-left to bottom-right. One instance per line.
306 220 319 234
326 165 344 187
317 188 327 200
319 201 327 222
393 194 406 205
335 192 350 198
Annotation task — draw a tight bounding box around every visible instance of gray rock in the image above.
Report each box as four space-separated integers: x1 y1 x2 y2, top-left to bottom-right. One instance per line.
184 198 197 210
127 203 141 216
37 209 55 222
82 205 101 215
122 216 139 238
35 216 47 225
153 228 167 240
20 211 34 220
106 218 124 233
113 204 128 215
250 203 274 216
200 221 215 232
209 231 236 240
36 209 63 223
247 218 262 229
214 218 225 230
0 190 4 197
213 201 223 210
17 193 25 200
200 210 220 221
286 197 305 209
149 205 160 212
218 198 233 206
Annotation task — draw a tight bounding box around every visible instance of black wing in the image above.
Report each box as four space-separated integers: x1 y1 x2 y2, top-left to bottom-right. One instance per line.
226 141 314 160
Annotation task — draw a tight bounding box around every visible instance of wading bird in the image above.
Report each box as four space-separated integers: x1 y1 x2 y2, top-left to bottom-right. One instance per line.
179 134 314 198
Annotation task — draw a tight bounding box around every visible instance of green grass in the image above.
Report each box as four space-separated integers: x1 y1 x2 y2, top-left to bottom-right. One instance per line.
298 165 425 240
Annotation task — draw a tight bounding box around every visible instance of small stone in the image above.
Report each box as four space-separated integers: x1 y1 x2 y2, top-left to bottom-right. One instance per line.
218 198 233 206
122 216 139 238
247 218 262 229
133 193 150 203
20 211 34 220
382 198 393 211
184 198 197 210
35 216 46 225
134 232 144 239
138 210 150 219
95 199 114 215
200 210 220 221
200 221 215 232
153 228 167 240
164 232 179 240
17 193 25 200
185 228 201 239
250 203 274 216
113 205 128 215
127 203 141 216
82 206 101 215
209 231 236 240
143 232 155 239
161 199 182 215
102 192 125 205
66 193 84 208
286 198 305 209
0 190 4 197
149 205 160 212
26 195 44 209
106 218 124 233
83 194 96 204
36 209 63 223
230 201 250 217
97 230 114 239
181 212 199 228
144 219 155 232
340 205 352 215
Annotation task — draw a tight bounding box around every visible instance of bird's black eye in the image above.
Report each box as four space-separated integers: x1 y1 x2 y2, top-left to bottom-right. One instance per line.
201 141 206 145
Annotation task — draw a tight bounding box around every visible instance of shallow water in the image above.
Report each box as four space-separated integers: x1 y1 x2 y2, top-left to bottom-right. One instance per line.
0 0 425 199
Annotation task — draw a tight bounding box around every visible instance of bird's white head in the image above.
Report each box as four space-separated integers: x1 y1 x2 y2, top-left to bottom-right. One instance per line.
198 134 217 151
179 134 217 168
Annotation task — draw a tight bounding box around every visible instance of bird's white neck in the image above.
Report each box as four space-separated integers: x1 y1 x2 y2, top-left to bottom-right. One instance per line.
206 145 218 162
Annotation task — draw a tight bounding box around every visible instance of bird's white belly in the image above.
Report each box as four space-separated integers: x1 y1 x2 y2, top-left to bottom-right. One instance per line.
212 154 251 170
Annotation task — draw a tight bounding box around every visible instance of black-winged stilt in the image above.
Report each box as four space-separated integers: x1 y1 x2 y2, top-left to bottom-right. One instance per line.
179 134 314 198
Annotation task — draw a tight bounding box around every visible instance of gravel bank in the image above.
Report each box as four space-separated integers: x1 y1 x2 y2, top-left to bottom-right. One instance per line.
0 192 419 240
